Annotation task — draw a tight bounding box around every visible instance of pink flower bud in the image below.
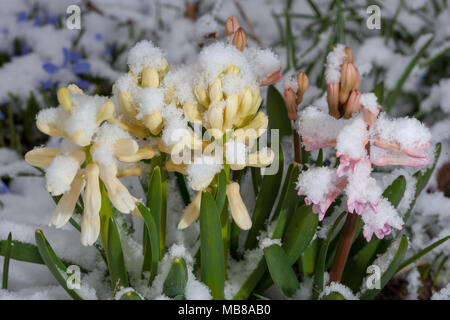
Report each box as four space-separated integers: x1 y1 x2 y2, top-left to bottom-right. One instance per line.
327 83 340 118
284 88 298 120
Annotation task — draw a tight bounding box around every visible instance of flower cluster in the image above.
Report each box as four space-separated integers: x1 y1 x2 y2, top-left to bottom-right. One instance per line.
24 18 281 245
295 45 432 241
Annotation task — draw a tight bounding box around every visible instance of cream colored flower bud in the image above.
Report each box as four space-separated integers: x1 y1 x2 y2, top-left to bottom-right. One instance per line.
226 64 240 76
226 182 252 230
57 87 73 113
96 100 115 125
81 213 100 246
248 147 274 167
71 130 91 147
327 83 340 119
207 103 224 131
296 72 309 105
100 164 136 214
144 111 163 135
178 191 202 229
225 16 240 37
160 59 169 74
118 91 137 118
223 94 239 130
117 164 144 177
166 159 188 175
83 163 101 220
183 102 202 123
240 112 268 134
343 90 361 119
36 118 68 138
232 28 247 52
118 146 156 162
67 84 83 94
239 87 253 116
209 78 223 102
25 147 60 167
141 66 159 88
108 118 147 139
194 85 210 108
113 138 139 158
49 176 84 228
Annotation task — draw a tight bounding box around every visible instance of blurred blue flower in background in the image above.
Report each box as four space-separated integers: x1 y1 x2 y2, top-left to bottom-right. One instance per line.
41 47 91 90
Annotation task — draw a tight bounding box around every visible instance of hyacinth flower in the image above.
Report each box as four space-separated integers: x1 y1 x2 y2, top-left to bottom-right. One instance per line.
296 45 432 242
24 85 154 245
162 19 282 231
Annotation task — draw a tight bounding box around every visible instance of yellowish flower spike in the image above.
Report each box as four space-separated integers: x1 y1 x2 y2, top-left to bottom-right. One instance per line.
81 163 101 246
99 164 137 214
144 112 163 135
49 176 85 228
118 146 156 162
57 87 73 113
226 182 252 230
113 138 139 158
67 84 83 94
177 191 202 229
141 66 159 88
25 147 60 167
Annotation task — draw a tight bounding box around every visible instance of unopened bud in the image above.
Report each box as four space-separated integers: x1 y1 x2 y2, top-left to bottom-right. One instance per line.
339 62 359 104
327 83 340 119
344 47 354 63
232 28 247 52
343 90 361 119
284 88 298 121
296 72 309 105
225 16 240 37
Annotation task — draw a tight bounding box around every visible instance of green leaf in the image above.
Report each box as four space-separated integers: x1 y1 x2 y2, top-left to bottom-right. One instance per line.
233 259 267 300
137 203 159 284
373 82 384 103
386 35 434 113
245 146 284 250
119 291 142 300
35 229 83 300
106 217 129 288
0 239 43 264
175 172 191 206
147 166 163 257
215 169 227 214
313 211 346 298
397 235 450 272
300 239 319 276
266 86 292 138
360 236 408 300
264 244 299 298
271 162 300 235
163 257 188 299
2 233 12 289
283 205 319 264
200 191 225 300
